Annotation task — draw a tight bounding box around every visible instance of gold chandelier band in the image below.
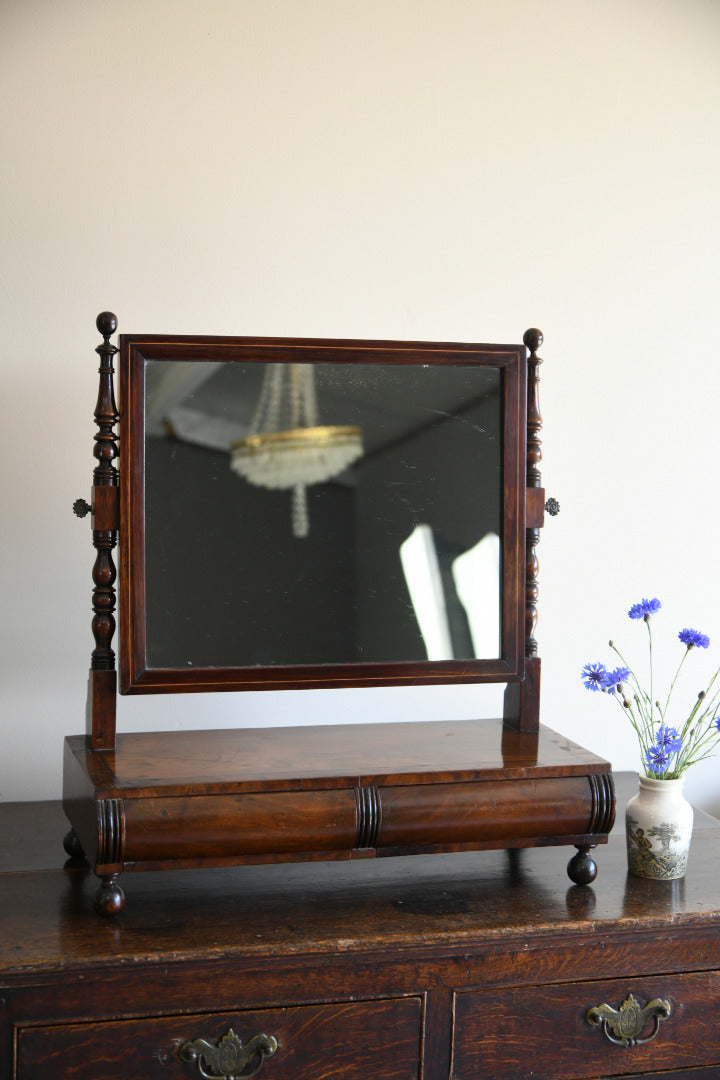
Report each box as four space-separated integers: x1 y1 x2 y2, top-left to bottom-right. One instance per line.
231 425 362 453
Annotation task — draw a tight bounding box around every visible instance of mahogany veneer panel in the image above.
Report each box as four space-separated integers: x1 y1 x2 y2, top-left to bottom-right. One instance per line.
62 719 614 883
68 718 610 794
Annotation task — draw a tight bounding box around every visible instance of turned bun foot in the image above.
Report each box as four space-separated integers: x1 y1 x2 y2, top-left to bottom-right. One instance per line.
63 828 87 861
95 876 125 916
567 846 598 886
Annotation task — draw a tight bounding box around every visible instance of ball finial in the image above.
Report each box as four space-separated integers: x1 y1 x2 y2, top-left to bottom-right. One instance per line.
523 328 543 353
96 311 118 338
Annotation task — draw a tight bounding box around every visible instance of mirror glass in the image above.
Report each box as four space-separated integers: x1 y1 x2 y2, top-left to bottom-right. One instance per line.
142 359 503 670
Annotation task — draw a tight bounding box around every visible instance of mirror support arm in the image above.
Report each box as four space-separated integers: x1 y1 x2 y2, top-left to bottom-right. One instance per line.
523 328 544 659
85 312 120 750
504 329 545 734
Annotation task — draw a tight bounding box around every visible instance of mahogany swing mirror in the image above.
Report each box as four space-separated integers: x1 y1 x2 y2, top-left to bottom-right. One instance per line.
63 314 614 915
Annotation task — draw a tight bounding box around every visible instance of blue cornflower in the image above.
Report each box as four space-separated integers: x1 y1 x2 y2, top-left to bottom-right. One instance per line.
602 666 631 694
582 662 607 691
678 628 710 650
628 598 661 620
715 716 720 734
656 725 682 754
645 745 671 774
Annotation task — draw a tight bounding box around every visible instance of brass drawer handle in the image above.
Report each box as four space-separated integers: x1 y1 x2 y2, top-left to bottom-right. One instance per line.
586 993 671 1048
179 1027 278 1079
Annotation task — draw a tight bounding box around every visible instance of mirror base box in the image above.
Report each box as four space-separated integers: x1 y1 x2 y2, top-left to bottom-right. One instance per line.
63 718 614 897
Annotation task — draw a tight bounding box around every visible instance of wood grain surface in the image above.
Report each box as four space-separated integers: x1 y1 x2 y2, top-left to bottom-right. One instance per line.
2 781 720 1080
65 719 610 795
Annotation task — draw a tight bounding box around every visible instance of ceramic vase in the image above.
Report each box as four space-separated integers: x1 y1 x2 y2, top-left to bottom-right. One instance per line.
626 775 693 880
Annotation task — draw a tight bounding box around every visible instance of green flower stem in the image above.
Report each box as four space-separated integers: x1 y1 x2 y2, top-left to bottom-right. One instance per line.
609 642 653 734
667 699 720 778
609 689 652 774
679 669 720 741
674 708 720 775
667 742 719 779
659 647 691 723
646 616 655 727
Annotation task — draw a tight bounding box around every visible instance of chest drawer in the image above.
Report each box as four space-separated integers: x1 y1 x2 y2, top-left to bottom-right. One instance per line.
17 996 422 1080
452 971 720 1079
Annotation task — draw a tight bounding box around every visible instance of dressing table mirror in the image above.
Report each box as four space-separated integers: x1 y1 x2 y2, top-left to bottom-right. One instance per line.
64 314 614 915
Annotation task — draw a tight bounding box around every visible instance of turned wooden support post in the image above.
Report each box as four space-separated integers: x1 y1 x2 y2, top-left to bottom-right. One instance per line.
503 329 546 732
524 327 544 659
87 312 120 749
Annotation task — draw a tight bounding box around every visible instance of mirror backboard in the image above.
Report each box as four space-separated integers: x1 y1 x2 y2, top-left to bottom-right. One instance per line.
119 336 526 693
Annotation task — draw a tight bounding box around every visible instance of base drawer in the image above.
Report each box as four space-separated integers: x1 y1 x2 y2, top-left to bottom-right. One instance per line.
17 997 422 1080
452 972 720 1079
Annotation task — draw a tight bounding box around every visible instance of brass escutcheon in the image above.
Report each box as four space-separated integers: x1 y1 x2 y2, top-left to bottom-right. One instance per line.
179 1027 278 1079
586 993 671 1048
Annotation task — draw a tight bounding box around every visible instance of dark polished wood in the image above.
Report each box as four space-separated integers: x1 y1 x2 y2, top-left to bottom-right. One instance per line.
118 330 527 695
68 316 613 910
455 972 720 1078
63 719 614 897
2 782 720 1079
522 326 544 659
69 718 611 791
18 999 424 1080
502 328 546 735
86 313 120 751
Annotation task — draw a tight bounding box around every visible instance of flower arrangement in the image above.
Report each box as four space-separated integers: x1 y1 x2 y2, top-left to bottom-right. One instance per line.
582 598 720 779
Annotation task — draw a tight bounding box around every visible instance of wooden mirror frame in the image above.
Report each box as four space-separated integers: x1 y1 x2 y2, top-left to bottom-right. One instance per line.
81 313 550 750
118 331 528 697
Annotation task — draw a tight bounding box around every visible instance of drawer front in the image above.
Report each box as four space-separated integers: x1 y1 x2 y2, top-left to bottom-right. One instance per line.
453 972 720 1079
17 997 422 1080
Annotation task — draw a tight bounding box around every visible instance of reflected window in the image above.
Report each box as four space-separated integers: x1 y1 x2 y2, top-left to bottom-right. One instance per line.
453 532 500 659
400 526 500 662
399 524 454 661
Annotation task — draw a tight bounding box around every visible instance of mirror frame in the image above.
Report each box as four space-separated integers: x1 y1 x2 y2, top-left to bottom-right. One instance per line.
118 334 527 695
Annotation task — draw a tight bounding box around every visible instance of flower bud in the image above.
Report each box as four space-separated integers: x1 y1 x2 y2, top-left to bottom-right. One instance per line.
698 691 706 700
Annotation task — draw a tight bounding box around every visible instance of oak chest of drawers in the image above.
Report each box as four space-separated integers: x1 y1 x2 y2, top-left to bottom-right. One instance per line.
2 777 720 1079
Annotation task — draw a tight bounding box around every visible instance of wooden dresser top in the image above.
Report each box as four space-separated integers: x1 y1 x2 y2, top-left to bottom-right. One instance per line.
1 774 719 978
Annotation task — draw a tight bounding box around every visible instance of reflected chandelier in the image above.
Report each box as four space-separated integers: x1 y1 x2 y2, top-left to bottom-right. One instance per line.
230 363 363 538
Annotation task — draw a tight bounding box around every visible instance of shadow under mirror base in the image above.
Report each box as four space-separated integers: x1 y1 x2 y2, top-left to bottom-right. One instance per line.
62 718 614 910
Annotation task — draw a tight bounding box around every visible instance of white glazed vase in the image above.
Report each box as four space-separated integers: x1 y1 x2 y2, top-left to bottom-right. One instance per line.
626 775 693 880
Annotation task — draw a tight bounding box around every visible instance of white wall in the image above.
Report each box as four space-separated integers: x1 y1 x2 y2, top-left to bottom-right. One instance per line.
2 0 720 815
